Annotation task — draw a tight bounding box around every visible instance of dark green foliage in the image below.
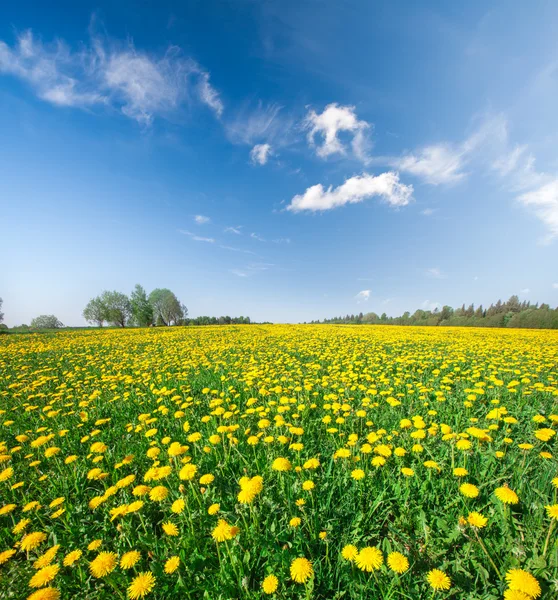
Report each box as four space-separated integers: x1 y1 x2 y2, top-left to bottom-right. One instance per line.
314 296 558 329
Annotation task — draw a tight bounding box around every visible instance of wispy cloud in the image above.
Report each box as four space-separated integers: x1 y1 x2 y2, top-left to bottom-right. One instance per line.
287 172 413 213
553 283 558 289
272 237 291 244
304 103 371 162
226 101 294 148
355 290 371 302
389 114 507 185
218 245 256 255
250 232 266 242
520 288 530 294
425 267 444 279
194 215 210 225
224 226 243 235
229 262 274 277
421 300 441 311
0 28 223 125
250 143 272 165
421 208 435 216
178 230 215 243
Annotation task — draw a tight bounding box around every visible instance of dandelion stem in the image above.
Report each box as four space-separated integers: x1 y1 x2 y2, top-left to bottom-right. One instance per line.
474 530 502 579
543 519 555 558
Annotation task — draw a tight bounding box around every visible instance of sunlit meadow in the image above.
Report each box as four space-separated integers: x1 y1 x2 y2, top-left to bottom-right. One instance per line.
1 325 558 599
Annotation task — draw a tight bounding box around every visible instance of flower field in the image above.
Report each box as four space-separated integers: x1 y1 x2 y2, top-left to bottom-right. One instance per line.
1 325 558 600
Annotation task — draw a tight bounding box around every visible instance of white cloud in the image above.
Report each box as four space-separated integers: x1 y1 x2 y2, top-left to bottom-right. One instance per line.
0 29 222 125
194 215 210 225
395 144 465 185
517 178 558 242
272 237 291 244
553 283 558 289
492 145 528 177
355 290 371 302
287 171 413 213
226 101 290 146
392 114 507 185
178 230 215 243
224 226 242 235
425 267 444 279
250 233 266 242
304 103 371 161
250 143 272 165
421 208 435 216
520 288 530 294
229 269 248 277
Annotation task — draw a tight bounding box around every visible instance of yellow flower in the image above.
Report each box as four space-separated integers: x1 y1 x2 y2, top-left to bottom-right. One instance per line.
87 540 102 551
13 518 31 535
319 531 327 540
149 486 168 501
21 532 47 552
262 574 279 594
212 519 236 542
504 590 530 600
171 499 185 514
0 467 13 481
355 547 383 572
127 572 156 599
459 483 479 498
272 457 292 471
401 467 414 477
290 557 313 583
505 569 541 598
63 550 82 567
164 556 180 574
0 548 17 565
34 546 60 569
467 512 488 528
120 551 141 569
351 469 365 480
545 504 558 519
162 522 178 536
27 588 61 600
302 480 315 490
427 569 451 591
89 552 117 578
199 474 214 485
208 503 220 515
289 517 301 527
341 545 358 561
179 464 198 481
387 551 409 573
495 486 519 505
29 564 60 588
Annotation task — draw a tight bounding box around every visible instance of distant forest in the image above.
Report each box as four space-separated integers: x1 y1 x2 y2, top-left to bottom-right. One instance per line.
311 296 558 329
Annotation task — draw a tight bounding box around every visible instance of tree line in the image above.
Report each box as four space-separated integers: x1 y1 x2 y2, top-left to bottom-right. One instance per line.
0 288 256 331
311 295 558 329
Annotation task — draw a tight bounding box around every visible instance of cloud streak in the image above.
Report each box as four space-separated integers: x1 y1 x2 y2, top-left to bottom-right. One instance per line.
0 28 223 125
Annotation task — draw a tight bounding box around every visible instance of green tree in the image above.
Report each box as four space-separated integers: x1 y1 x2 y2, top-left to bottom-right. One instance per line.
130 284 153 327
148 289 185 326
0 297 3 324
100 291 131 328
31 315 64 329
83 296 108 327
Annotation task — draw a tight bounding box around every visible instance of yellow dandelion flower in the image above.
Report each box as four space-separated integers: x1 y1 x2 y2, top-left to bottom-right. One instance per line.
262 574 279 594
27 587 61 600
63 550 82 567
545 504 558 519
127 571 156 599
29 564 60 588
495 486 519 505
387 551 409 573
459 483 479 498
351 469 365 480
0 548 17 565
208 503 220 515
120 551 141 570
290 557 313 583
21 532 47 552
427 569 451 591
164 556 180 574
355 547 383 572
89 552 117 578
505 569 541 598
162 522 178 536
467 512 488 528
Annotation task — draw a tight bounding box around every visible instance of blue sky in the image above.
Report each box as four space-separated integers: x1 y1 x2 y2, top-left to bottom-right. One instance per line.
1 0 558 326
